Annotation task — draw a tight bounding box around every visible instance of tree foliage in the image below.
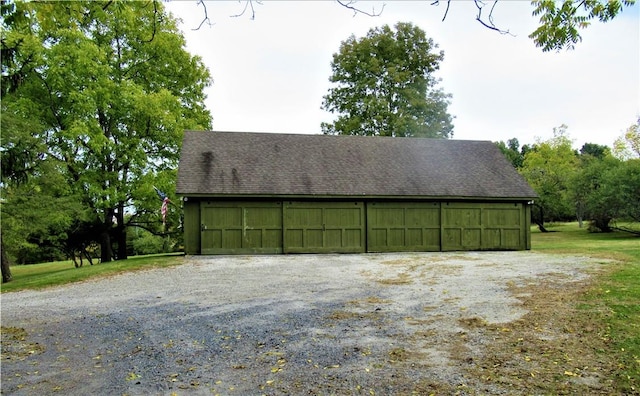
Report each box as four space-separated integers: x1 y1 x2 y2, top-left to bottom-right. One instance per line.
495 138 528 169
1 1 212 263
529 0 635 52
613 118 640 160
321 22 454 138
519 125 578 229
513 123 639 233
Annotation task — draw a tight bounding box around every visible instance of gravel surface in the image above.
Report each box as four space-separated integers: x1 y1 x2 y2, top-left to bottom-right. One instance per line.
1 252 603 395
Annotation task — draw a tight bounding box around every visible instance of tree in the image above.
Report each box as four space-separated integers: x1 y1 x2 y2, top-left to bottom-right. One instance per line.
519 125 579 230
496 138 525 168
321 22 454 138
580 142 610 159
571 156 640 232
529 0 635 52
0 106 48 281
613 118 640 160
1 1 212 262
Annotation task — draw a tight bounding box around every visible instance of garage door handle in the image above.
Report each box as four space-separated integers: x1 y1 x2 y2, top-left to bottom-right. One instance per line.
201 224 207 231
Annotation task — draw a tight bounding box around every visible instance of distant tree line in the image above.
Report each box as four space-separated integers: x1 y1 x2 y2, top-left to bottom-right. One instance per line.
496 120 640 233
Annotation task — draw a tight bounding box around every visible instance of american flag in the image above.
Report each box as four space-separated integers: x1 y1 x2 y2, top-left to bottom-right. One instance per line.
161 197 170 225
154 187 171 225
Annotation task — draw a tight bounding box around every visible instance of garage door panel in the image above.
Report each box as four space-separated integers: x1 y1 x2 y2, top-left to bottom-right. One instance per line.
424 229 440 247
202 229 223 250
215 208 241 227
388 229 404 245
201 202 283 254
367 202 441 252
484 208 520 227
483 229 501 247
406 228 422 246
246 207 280 227
443 229 461 248
284 202 365 253
443 207 481 227
224 229 243 249
442 203 526 251
503 229 521 247
371 208 404 227
306 229 324 248
326 207 362 227
325 229 342 247
462 229 481 247
344 229 363 247
406 208 438 226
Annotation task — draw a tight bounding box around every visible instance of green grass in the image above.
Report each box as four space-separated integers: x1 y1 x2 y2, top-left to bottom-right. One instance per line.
533 222 640 392
0 253 183 293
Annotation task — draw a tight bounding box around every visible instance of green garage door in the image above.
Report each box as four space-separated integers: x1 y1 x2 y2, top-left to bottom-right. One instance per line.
283 202 365 253
441 202 526 251
367 202 441 252
200 201 283 254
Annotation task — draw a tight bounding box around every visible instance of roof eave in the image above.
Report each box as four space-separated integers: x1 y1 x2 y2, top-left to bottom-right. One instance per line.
177 193 537 202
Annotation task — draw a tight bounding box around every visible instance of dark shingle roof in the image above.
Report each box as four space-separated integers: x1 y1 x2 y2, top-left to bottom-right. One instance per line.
176 131 537 199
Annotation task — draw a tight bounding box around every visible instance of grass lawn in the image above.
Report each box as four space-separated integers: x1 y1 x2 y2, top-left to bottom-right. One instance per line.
532 222 640 392
0 253 183 293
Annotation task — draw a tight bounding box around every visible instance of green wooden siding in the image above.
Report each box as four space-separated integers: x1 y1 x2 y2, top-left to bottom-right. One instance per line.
200 201 283 254
183 200 201 254
367 202 441 252
283 202 365 253
441 202 527 251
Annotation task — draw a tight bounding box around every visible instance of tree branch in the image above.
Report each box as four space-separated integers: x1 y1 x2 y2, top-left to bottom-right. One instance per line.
434 0 513 35
336 0 385 17
230 1 262 20
129 222 182 237
474 0 512 35
193 0 213 30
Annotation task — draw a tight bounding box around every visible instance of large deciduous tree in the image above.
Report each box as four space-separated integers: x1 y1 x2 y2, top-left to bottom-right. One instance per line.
519 125 579 230
571 155 640 232
1 1 212 262
321 22 454 138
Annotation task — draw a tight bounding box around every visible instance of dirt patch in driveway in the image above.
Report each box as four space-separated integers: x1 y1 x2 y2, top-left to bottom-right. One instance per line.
1 252 612 395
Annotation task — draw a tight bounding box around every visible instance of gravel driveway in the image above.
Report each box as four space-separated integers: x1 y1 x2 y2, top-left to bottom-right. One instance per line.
1 252 601 395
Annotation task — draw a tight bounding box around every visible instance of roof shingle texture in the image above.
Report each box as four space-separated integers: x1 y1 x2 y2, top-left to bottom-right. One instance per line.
176 131 537 199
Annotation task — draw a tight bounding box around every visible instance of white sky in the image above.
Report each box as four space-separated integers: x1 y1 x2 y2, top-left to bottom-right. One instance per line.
164 1 640 149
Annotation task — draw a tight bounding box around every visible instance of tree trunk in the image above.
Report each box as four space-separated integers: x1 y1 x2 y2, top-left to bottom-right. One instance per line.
115 203 127 260
100 210 114 263
576 201 585 228
593 217 613 232
534 204 549 232
1 230 12 283
100 231 113 263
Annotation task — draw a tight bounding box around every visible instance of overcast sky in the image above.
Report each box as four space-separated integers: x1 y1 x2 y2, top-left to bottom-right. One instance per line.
164 1 639 149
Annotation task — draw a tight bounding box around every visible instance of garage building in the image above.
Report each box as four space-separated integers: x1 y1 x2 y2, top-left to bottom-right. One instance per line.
176 131 537 254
